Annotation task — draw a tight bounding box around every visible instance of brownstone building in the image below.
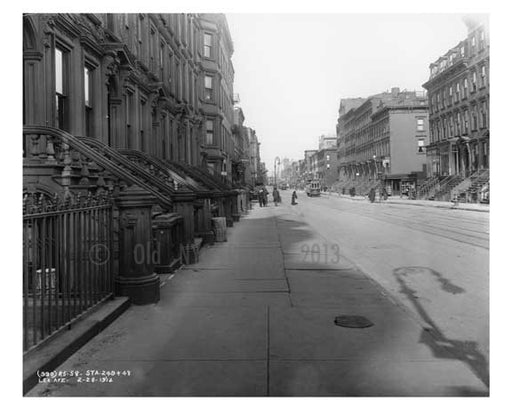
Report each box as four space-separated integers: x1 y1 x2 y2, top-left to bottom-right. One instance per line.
22 13 248 359
23 13 240 177
421 17 489 202
199 14 236 179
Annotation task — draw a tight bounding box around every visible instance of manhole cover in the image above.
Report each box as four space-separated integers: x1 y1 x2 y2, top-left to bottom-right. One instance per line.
334 315 374 328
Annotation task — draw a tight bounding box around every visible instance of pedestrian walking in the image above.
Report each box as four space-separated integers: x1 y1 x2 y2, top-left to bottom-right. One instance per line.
258 188 264 207
272 186 281 206
263 187 269 207
368 187 376 203
291 190 298 205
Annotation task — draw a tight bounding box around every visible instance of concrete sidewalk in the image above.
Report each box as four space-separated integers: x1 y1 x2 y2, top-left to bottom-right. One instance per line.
28 204 489 396
319 191 489 212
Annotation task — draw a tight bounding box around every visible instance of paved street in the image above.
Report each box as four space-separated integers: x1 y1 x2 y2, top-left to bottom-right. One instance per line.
281 190 489 384
28 194 489 396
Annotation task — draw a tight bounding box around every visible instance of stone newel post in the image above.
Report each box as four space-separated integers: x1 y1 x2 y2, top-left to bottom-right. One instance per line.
115 186 160 304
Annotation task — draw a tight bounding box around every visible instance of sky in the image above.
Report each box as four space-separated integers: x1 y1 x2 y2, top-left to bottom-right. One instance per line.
226 13 472 173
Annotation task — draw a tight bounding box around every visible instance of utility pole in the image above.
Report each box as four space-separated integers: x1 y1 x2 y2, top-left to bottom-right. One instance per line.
274 156 280 186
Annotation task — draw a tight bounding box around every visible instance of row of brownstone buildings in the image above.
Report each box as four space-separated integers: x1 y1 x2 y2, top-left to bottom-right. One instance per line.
24 13 265 186
22 13 266 360
335 16 489 201
285 16 489 202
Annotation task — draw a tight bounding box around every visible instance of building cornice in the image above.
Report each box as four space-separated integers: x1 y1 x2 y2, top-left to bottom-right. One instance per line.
423 58 469 89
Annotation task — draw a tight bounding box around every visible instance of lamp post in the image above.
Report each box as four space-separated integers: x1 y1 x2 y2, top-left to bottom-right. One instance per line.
274 156 280 187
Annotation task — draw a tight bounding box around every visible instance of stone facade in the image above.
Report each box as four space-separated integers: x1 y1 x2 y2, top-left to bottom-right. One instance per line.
422 17 489 179
22 13 243 306
199 14 236 180
23 13 239 178
337 88 429 195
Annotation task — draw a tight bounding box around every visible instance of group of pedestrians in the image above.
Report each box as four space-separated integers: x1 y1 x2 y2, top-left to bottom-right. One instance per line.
257 185 299 207
368 187 388 203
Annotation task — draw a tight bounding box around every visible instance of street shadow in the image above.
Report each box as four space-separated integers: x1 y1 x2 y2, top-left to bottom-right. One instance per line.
393 266 488 389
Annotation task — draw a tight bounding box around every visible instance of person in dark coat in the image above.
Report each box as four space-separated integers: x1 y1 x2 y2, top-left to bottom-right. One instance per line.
272 187 281 206
291 190 298 205
368 187 376 203
258 188 264 207
262 187 269 207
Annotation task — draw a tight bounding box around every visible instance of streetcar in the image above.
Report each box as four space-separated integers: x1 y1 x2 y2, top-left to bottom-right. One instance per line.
305 180 321 197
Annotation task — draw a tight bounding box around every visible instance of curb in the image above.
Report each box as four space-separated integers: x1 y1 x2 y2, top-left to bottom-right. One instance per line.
23 297 131 395
319 192 489 213
385 200 490 213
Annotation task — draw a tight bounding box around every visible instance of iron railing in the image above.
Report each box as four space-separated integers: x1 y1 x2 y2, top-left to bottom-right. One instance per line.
23 192 114 352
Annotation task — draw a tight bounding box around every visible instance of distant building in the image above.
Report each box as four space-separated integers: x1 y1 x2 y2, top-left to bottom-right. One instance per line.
422 17 489 183
304 149 317 180
248 128 262 185
337 88 429 195
316 148 338 188
232 106 252 187
336 98 367 181
318 134 337 150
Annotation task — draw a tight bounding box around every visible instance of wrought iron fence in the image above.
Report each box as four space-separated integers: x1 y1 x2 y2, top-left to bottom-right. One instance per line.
23 191 114 352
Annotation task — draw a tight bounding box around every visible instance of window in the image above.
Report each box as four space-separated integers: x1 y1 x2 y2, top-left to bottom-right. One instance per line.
480 101 487 128
481 65 487 87
463 78 468 98
417 139 425 153
416 118 425 131
455 112 461 136
125 92 134 148
204 75 213 101
55 47 68 131
140 98 146 151
183 66 188 103
472 107 478 131
472 71 477 92
206 120 214 145
449 115 454 137
449 86 453 104
150 26 156 71
463 110 469 134
84 66 93 137
136 15 143 53
460 45 465 57
159 42 165 80
179 62 185 100
455 83 460 102
189 68 193 103
204 33 212 58
175 59 180 97
479 30 485 50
